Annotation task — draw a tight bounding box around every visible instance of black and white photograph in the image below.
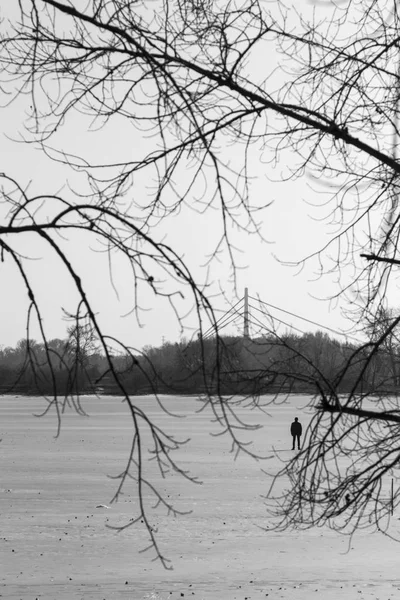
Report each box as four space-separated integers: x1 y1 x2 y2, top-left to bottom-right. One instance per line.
2 1 400 598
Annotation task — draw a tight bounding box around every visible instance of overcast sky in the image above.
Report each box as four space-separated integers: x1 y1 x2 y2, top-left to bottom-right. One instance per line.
0 101 355 350
0 2 370 352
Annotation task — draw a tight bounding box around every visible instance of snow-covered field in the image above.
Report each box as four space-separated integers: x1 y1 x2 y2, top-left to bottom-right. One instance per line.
1 394 400 599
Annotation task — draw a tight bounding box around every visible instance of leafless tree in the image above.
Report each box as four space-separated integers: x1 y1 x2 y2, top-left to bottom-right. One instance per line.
2 0 400 565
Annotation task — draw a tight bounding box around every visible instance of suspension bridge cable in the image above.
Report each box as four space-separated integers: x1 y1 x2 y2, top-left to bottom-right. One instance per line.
248 303 306 334
248 302 397 361
202 298 244 338
201 292 363 343
203 309 244 339
202 308 245 340
245 313 274 336
249 295 361 343
248 307 308 336
203 297 309 341
203 312 245 340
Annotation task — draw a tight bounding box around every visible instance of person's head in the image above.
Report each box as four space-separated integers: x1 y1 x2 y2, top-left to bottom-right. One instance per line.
294 417 298 422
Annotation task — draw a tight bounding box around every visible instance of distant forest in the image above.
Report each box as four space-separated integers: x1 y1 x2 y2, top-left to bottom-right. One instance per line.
0 328 398 397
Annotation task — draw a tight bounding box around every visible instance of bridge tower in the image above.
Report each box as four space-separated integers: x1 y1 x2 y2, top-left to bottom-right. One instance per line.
244 287 249 339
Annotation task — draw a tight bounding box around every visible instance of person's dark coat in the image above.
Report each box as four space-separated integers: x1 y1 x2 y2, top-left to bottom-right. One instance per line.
291 420 302 436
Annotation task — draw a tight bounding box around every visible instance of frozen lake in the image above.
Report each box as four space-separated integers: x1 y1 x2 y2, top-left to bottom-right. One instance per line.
1 394 400 599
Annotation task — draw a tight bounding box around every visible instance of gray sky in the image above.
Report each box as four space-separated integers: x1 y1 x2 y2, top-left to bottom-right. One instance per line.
0 101 354 350
0 2 365 351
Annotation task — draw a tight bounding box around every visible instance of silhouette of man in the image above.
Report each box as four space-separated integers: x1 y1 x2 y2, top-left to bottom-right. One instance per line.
291 417 302 450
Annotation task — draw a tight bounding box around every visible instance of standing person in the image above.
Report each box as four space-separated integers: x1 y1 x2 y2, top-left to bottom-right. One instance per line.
290 417 302 450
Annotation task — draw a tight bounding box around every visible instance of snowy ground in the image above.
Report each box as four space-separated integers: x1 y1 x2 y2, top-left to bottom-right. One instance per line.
1 394 400 599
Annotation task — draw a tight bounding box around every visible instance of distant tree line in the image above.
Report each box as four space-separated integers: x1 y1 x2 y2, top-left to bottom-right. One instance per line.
1 327 399 397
